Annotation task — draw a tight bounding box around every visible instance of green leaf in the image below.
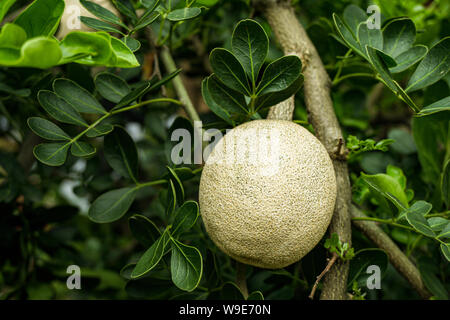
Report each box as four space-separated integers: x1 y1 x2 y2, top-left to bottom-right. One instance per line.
342 4 367 34
133 11 160 31
88 187 137 223
104 126 138 181
405 206 435 237
194 0 218 7
441 243 450 262
231 19 268 86
33 142 70 166
167 7 201 21
412 117 442 184
131 231 169 278
59 31 112 65
95 72 131 103
201 77 234 125
207 282 245 300
0 23 27 48
53 78 106 115
247 291 264 300
167 166 184 205
419 264 448 299
348 249 388 288
113 68 180 109
115 82 151 108
357 22 383 53
256 55 302 96
406 37 450 92
0 37 62 68
365 46 398 93
347 135 394 158
140 0 159 9
361 172 409 211
129 214 161 247
80 16 124 34
148 69 182 93
207 75 247 115
71 141 96 157
417 96 450 117
0 0 16 23
27 117 71 141
122 36 141 52
112 0 137 20
165 179 177 216
120 263 136 280
209 48 250 96
171 167 196 181
86 123 114 137
23 37 62 68
398 200 432 221
125 268 176 298
80 0 125 28
332 13 364 57
390 45 428 73
442 159 450 207
37 90 88 127
385 164 406 188
110 37 140 68
14 0 64 37
0 83 30 97
437 222 450 239
170 239 203 292
171 201 199 238
254 75 303 110
376 50 397 68
428 217 449 232
382 18 416 58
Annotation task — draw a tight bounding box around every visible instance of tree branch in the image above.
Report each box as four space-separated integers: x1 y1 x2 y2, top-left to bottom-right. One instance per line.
256 0 352 299
309 252 338 299
351 205 431 299
159 46 201 123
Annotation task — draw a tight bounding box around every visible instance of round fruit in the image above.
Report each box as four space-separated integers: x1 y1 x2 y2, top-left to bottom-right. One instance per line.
199 120 337 269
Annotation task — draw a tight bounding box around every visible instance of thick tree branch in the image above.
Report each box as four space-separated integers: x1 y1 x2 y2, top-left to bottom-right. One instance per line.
256 0 352 299
267 95 295 120
351 205 431 299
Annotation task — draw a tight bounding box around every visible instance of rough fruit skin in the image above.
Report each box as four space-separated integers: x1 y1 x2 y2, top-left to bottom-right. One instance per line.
199 120 337 269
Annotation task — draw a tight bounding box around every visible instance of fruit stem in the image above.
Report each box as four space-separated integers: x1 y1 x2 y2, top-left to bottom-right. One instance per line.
235 261 249 299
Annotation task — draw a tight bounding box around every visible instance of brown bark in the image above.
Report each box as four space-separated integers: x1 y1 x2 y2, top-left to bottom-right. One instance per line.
351 206 431 299
257 0 352 299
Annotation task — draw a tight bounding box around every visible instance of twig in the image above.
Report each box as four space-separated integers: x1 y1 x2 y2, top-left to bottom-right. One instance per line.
350 205 431 299
256 0 352 299
159 46 201 123
309 252 338 299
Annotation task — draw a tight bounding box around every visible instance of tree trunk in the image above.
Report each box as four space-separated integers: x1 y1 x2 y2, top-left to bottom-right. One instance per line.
256 0 352 299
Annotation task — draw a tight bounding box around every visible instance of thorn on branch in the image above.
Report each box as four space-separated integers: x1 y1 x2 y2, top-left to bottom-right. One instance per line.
331 138 348 160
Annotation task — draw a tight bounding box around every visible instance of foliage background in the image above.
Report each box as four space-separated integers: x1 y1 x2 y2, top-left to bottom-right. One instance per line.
0 0 449 300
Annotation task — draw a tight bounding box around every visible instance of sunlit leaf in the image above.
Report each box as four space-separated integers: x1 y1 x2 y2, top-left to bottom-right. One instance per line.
406 37 450 92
